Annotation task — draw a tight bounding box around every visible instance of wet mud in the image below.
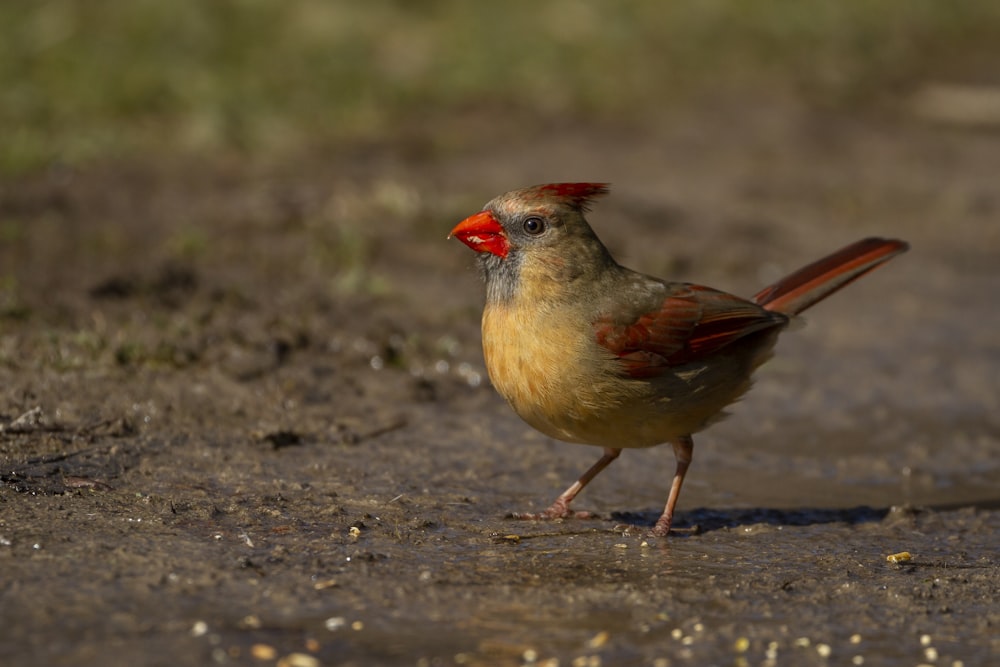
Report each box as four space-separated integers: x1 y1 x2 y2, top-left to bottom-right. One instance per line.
2 113 999 665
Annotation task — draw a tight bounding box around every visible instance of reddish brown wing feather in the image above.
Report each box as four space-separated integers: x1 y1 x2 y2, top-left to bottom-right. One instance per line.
595 285 786 378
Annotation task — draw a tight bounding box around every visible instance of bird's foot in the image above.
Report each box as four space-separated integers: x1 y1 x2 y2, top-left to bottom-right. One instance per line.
649 516 672 537
611 514 698 538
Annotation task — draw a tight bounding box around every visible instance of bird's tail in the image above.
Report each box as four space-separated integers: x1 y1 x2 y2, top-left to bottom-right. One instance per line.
753 237 909 316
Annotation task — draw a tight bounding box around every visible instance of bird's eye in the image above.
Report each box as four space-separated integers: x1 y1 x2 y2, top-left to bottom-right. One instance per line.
522 217 545 235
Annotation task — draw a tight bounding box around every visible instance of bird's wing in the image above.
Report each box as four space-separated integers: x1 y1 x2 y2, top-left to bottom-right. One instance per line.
593 283 787 378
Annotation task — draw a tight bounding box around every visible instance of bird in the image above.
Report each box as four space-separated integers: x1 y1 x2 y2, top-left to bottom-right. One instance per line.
449 183 908 536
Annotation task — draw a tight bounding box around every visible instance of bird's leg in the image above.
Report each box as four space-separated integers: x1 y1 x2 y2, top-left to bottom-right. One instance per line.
513 447 621 521
650 436 694 537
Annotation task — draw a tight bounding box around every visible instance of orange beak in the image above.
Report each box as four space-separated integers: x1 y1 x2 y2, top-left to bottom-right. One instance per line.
449 211 509 258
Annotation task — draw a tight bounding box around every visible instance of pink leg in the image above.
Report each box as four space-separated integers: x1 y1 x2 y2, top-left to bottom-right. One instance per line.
513 447 622 521
651 436 693 537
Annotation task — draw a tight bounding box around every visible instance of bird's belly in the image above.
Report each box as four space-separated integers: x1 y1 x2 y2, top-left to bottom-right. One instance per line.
482 305 759 447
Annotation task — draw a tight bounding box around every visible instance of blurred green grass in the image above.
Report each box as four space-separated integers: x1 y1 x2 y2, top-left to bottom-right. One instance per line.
2 0 999 174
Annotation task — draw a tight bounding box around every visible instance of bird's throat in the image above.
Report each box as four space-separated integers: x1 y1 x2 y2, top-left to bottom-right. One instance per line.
480 252 520 305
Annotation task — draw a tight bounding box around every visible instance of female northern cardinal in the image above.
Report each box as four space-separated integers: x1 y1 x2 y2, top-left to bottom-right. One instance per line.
450 183 908 536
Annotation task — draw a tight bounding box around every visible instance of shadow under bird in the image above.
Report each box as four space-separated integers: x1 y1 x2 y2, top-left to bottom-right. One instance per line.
450 183 908 536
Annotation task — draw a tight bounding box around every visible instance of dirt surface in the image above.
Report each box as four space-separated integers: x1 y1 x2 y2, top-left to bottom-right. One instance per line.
2 109 999 666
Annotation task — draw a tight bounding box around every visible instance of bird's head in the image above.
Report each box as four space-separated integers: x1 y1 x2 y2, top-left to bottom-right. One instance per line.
450 183 615 302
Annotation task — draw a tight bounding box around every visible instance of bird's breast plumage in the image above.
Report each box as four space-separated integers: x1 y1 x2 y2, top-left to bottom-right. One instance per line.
480 282 782 448
481 298 636 441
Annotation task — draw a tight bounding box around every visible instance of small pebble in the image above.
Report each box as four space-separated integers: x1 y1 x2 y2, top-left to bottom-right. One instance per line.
920 634 933 647
351 620 364 631
670 628 683 640
793 637 811 648
523 648 538 663
588 631 610 648
849 634 862 644
816 644 832 658
765 646 778 660
191 621 208 637
277 653 319 667
251 644 277 661
324 617 346 631
733 637 750 653
852 656 864 665
924 647 939 661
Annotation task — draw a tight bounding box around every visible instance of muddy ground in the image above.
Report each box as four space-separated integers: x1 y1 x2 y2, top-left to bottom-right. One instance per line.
2 108 999 666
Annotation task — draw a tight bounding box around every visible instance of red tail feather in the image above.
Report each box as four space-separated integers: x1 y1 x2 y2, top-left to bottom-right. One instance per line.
754 237 909 315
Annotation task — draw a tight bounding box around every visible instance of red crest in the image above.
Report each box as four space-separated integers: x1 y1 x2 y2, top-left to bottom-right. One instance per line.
530 183 610 211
